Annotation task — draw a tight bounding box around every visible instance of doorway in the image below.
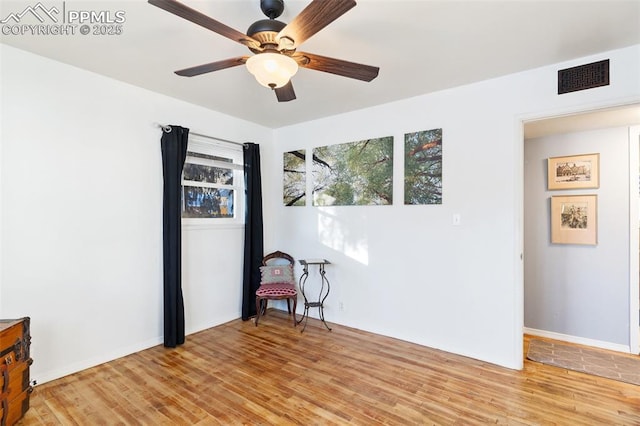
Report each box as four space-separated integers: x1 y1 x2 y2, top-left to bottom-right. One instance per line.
522 104 640 355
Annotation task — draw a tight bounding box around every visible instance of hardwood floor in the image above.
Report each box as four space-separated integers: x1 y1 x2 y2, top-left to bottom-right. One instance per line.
22 310 640 425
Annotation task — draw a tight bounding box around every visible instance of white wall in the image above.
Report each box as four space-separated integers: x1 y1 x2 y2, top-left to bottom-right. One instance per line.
0 45 272 383
524 127 632 348
266 44 640 369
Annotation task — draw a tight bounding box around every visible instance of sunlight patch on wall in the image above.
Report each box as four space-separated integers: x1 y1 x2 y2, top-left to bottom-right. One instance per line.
317 207 369 265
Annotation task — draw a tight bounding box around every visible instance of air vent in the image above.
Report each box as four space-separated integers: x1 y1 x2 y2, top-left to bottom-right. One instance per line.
558 59 609 94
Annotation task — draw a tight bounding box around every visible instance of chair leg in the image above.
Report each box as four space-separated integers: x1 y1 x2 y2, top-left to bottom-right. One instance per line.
255 298 261 326
286 299 291 314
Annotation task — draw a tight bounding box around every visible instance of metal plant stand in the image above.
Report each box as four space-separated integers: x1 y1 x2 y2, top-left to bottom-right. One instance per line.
297 259 331 332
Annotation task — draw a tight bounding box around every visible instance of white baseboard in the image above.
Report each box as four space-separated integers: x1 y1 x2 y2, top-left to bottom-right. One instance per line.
35 313 242 386
34 335 164 385
524 327 631 353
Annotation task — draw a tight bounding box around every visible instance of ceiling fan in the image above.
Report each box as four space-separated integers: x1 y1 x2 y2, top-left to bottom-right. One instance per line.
148 0 379 102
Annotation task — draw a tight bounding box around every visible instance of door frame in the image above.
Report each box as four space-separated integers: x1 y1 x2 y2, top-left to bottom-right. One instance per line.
629 125 640 354
519 101 640 355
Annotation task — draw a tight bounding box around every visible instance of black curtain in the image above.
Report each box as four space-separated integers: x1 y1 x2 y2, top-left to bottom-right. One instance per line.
242 143 264 320
160 125 189 347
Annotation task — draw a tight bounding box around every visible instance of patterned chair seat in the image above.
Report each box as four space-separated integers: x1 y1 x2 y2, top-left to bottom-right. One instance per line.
256 283 297 297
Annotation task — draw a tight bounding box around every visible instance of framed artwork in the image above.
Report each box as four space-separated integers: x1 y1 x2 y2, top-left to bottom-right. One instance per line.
404 128 442 205
283 150 306 206
547 153 599 190
551 195 597 245
312 136 393 206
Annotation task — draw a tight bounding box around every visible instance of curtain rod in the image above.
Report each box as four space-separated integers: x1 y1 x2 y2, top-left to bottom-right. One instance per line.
157 124 245 147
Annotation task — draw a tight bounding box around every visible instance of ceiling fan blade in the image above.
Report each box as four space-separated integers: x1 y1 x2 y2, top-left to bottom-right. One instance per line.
275 81 296 102
175 57 249 77
148 0 260 49
277 0 356 48
293 52 379 82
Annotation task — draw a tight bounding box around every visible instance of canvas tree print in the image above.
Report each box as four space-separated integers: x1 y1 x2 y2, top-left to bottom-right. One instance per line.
283 150 306 206
313 137 393 206
404 128 442 204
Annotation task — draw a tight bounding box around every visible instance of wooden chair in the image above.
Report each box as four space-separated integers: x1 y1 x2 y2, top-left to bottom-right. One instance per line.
255 251 298 327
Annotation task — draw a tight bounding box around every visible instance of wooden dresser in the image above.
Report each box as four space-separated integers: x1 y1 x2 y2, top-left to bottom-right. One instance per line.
0 318 32 426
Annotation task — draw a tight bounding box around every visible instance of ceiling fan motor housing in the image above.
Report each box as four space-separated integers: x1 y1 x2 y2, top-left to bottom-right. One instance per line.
247 19 287 50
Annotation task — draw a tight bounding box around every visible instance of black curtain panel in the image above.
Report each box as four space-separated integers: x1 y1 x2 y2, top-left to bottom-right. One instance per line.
160 125 189 347
242 143 264 320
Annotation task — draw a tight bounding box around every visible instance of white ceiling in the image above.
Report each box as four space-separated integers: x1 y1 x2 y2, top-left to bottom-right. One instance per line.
1 0 639 128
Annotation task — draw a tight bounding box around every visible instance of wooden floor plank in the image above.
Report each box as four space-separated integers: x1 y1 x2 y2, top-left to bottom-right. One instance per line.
20 310 640 425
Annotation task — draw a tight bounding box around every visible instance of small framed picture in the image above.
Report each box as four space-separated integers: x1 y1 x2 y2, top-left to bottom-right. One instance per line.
551 195 597 245
547 153 599 190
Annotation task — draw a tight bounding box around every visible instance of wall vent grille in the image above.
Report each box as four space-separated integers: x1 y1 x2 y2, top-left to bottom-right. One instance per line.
558 59 609 94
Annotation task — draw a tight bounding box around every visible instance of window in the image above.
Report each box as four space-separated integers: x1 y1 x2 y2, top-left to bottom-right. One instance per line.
182 135 244 226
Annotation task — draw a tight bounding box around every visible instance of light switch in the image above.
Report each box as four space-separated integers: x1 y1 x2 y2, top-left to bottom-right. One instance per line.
452 213 461 226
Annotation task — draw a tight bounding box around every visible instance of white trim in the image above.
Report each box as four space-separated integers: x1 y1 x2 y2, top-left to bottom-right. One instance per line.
182 181 236 191
34 311 243 385
629 125 640 355
513 115 525 370
182 223 244 231
34 335 164 385
520 97 640 125
185 155 243 171
524 327 631 354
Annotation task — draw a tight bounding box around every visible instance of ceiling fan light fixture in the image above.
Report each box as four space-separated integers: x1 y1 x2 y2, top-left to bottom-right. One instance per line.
246 53 298 89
